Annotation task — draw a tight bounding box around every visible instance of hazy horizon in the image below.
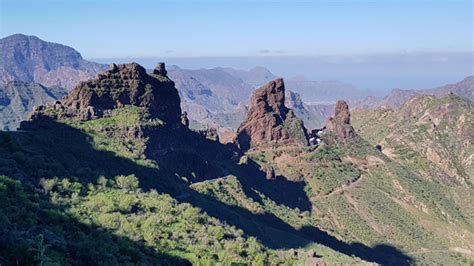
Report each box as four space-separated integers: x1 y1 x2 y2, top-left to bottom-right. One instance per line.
92 52 473 94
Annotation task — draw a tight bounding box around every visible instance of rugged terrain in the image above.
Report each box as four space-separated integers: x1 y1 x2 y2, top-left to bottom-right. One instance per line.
168 66 333 131
1 62 473 265
0 62 366 265
352 94 474 185
235 78 308 150
0 81 68 130
0 34 106 89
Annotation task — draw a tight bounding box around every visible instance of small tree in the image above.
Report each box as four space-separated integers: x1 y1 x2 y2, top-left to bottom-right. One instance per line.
115 174 139 191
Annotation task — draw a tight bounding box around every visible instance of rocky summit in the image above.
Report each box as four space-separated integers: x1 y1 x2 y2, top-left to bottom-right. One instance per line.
24 62 182 127
235 78 308 150
324 100 357 142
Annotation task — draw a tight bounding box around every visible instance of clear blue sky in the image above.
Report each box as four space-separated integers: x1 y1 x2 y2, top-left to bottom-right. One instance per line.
1 0 472 58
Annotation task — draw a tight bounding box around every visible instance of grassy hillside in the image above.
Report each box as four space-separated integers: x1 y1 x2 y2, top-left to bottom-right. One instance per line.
352 94 473 185
0 107 363 265
1 95 473 265
193 138 474 265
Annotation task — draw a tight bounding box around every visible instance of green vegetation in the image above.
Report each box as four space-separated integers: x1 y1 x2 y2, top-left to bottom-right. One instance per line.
309 163 360 195
302 144 342 162
1 94 473 264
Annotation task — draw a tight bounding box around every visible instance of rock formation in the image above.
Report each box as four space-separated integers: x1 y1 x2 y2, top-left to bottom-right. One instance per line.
24 62 182 127
235 78 308 150
181 111 190 128
324 100 356 142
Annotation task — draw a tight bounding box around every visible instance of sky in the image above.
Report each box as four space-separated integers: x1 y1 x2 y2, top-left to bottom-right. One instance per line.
0 0 473 91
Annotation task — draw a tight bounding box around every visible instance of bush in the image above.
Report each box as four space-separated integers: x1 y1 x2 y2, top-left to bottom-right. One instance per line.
115 174 139 191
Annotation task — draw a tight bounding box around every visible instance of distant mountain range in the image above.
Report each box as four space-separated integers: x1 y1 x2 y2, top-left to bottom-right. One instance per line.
0 34 106 89
0 34 473 134
286 76 372 103
353 76 474 109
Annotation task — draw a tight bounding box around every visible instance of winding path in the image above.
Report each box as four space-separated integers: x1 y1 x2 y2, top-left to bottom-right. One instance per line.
313 174 367 200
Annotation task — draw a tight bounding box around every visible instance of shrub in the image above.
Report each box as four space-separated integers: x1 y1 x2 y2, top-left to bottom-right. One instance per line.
115 174 139 191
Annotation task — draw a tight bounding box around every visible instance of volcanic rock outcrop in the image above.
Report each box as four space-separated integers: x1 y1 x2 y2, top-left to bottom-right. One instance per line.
24 63 182 127
235 78 308 150
324 100 356 142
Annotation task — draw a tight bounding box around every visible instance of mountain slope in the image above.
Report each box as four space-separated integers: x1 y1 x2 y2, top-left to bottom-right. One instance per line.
0 62 368 265
352 94 474 185
0 34 107 89
285 76 371 103
0 81 68 130
353 76 474 109
197 101 474 264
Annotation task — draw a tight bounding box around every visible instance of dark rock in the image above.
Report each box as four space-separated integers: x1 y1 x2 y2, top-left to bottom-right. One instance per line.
235 78 308 150
153 62 167 76
181 112 189 128
195 128 219 141
375 144 382 151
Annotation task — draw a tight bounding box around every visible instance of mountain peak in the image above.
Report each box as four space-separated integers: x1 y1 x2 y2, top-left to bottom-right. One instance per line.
235 78 308 150
324 100 357 142
0 34 106 89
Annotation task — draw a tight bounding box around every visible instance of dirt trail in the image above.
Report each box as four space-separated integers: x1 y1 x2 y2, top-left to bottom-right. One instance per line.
313 174 367 200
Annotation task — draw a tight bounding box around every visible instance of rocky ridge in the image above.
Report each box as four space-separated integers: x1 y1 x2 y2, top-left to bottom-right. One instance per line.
25 63 182 127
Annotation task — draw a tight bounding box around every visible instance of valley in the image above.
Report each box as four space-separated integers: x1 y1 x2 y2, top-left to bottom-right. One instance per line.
0 34 472 265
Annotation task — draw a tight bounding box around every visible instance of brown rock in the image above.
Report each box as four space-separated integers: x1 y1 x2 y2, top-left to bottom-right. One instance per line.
324 100 356 142
24 63 182 128
235 79 308 150
334 100 351 124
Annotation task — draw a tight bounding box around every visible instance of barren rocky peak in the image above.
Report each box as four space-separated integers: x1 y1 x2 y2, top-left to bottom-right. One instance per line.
333 100 351 124
235 78 308 150
249 78 288 116
325 100 356 142
24 62 182 127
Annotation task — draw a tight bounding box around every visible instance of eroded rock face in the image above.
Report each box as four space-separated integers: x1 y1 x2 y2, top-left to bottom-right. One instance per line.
324 100 356 142
235 78 308 150
24 62 182 127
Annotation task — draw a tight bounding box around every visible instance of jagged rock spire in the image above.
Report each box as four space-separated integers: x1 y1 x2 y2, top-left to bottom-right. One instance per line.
324 100 356 142
235 78 308 150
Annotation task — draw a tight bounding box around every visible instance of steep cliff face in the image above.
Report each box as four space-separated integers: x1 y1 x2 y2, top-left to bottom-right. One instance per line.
25 63 182 127
324 100 357 142
235 79 308 150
